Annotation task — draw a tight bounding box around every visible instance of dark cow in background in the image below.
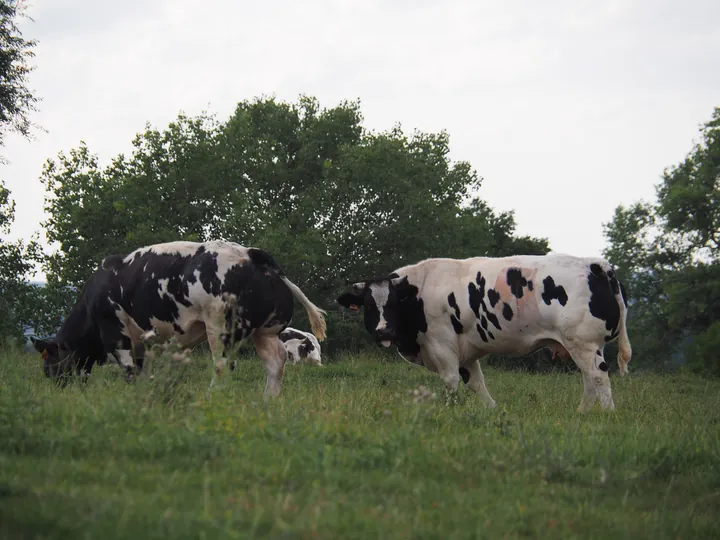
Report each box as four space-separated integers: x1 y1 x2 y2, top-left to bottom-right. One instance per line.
338 254 631 412
31 240 327 397
279 327 323 366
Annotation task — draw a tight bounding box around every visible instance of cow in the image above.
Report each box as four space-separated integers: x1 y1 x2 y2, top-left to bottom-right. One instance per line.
337 254 631 412
30 240 327 398
279 327 323 366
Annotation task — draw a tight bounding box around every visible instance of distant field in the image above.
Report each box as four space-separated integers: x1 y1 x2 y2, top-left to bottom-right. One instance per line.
1 348 719 539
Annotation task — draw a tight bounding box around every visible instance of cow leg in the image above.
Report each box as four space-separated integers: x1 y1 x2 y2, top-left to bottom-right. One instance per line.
461 359 497 408
424 340 462 405
205 321 229 383
570 346 615 412
253 334 288 399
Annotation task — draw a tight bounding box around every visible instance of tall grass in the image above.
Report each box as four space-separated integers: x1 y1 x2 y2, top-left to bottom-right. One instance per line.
1 347 719 539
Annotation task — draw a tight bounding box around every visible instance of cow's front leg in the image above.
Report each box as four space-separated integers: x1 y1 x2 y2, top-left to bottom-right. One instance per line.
460 359 497 408
425 341 462 405
205 323 229 387
253 334 288 399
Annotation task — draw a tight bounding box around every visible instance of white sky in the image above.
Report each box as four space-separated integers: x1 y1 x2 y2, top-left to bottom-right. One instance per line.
2 0 719 280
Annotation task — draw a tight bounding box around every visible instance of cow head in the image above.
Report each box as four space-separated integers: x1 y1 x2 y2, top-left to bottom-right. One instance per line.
30 337 73 381
337 274 419 348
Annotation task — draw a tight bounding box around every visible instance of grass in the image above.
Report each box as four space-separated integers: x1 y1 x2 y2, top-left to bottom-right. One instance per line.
1 347 719 539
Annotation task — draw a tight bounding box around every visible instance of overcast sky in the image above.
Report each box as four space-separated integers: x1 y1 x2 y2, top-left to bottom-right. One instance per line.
2 0 719 278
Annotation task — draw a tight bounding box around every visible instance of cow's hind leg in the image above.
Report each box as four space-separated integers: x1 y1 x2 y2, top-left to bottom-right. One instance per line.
460 359 497 409
253 334 288 399
569 345 614 412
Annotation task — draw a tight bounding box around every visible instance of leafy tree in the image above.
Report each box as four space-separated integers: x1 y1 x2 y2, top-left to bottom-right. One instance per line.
0 181 46 343
40 96 548 353
0 0 38 158
603 107 720 373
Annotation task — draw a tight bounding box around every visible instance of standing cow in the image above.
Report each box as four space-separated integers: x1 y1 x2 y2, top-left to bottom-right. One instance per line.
279 327 323 366
337 254 631 412
31 240 326 397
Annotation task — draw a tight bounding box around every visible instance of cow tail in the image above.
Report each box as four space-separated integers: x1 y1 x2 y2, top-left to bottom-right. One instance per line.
616 280 632 376
280 276 327 341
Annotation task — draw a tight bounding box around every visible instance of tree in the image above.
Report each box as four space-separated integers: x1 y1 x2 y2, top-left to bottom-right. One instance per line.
40 95 549 353
603 107 720 373
0 180 46 343
0 0 38 157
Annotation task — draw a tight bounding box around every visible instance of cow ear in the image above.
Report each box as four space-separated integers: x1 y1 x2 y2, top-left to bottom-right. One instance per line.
392 276 418 301
31 337 48 353
337 292 364 310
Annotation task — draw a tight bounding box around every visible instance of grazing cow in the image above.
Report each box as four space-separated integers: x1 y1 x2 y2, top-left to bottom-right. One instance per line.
337 254 631 412
31 240 326 397
279 327 323 366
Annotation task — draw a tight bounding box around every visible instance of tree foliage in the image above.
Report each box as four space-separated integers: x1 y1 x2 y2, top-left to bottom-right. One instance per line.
0 0 38 156
0 181 50 343
603 107 720 373
40 96 548 352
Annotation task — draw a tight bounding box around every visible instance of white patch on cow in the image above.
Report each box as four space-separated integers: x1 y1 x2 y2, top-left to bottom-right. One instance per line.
124 241 202 263
157 278 170 296
380 340 391 348
116 349 134 367
369 282 390 332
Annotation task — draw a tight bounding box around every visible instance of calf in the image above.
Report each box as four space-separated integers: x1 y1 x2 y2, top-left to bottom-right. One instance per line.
31 240 326 397
337 254 631 412
279 327 323 366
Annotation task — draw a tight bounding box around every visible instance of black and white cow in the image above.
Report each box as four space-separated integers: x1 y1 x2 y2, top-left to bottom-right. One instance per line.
337 254 631 412
279 327 323 366
31 240 326 397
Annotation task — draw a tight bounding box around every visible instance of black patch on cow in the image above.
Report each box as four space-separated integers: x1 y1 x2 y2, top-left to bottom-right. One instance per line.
279 329 308 343
450 316 463 334
459 367 470 384
487 289 500 308
607 269 620 296
469 275 501 332
596 350 602 356
480 315 488 330
598 361 608 372
541 276 568 306
488 330 495 340
448 292 461 318
527 280 534 291
295 338 314 358
486 312 501 331
587 265 621 339
506 268 528 299
502 302 513 321
395 283 428 357
468 282 483 319
247 248 286 276
102 254 125 271
173 323 184 335
448 293 463 334
476 323 488 342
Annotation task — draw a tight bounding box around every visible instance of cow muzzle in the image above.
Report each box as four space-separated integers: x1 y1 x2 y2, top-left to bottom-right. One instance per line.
374 329 395 348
